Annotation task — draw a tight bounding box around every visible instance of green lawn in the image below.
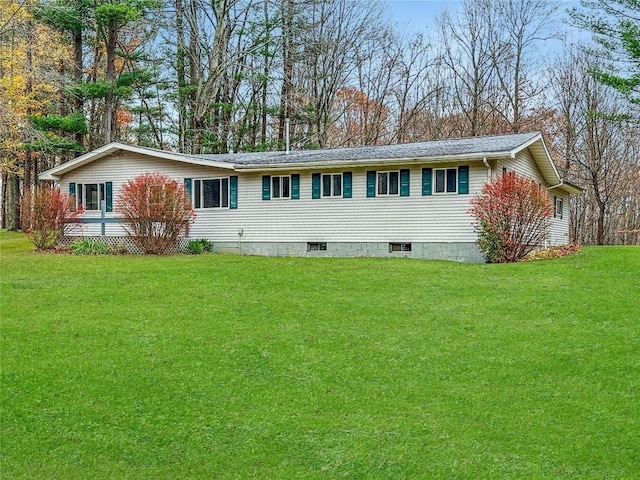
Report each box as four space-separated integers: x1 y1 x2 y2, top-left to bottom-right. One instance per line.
1 230 639 479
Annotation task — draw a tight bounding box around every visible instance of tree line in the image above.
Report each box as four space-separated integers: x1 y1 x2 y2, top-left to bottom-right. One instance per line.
1 0 638 245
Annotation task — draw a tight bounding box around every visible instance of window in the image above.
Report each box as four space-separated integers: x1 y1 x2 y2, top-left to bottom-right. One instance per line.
272 175 290 199
378 171 399 195
85 183 100 210
322 174 342 197
312 172 351 199
262 174 299 200
389 243 412 252
193 178 230 208
367 170 409 197
434 168 458 194
307 242 327 251
69 182 112 211
554 196 564 219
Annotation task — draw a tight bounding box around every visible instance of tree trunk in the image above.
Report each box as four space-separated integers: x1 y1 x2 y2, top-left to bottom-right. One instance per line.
176 0 187 152
7 173 21 231
1 170 8 229
103 25 117 144
279 0 293 145
73 27 84 150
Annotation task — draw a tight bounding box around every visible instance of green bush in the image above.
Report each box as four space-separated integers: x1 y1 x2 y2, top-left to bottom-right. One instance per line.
186 238 214 254
70 238 111 255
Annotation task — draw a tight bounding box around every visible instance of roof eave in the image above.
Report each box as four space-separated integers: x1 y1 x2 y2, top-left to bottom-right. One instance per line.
38 142 235 181
549 181 584 195
233 151 514 171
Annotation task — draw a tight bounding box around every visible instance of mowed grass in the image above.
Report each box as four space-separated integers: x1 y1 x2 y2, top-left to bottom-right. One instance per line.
1 231 639 479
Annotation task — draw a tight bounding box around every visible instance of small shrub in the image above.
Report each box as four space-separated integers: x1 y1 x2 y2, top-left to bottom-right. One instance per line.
186 238 214 254
117 173 195 254
110 242 130 255
21 185 83 250
469 173 553 263
70 238 111 255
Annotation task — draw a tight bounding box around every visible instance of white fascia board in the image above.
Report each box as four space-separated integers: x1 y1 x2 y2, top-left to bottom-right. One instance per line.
509 132 542 157
39 142 235 180
509 134 562 184
232 152 513 172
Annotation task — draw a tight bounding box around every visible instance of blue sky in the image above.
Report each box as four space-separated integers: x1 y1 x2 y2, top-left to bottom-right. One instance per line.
384 0 584 38
384 0 460 32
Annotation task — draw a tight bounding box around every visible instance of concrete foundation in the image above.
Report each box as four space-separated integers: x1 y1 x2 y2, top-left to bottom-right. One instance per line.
215 241 485 263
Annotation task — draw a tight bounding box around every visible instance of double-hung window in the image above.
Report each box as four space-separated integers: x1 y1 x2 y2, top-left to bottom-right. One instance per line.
312 172 352 199
262 174 299 200
421 166 469 195
554 196 564 219
378 171 400 195
434 168 458 194
322 173 342 197
366 169 410 197
271 175 290 199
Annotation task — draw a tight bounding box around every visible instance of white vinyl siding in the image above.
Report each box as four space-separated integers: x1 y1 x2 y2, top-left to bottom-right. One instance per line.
548 191 570 246
60 154 484 242
212 163 483 243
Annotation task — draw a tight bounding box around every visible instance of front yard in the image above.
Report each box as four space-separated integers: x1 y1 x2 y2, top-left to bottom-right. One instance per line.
1 230 638 478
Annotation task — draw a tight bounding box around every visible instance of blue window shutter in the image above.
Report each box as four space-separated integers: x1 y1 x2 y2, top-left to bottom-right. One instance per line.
422 168 432 196
291 174 300 199
366 171 376 197
559 198 563 219
184 178 192 204
105 182 113 212
458 166 469 194
69 183 77 210
230 176 238 209
262 175 271 200
553 196 557 218
312 173 321 199
194 180 201 208
343 171 352 198
400 169 410 196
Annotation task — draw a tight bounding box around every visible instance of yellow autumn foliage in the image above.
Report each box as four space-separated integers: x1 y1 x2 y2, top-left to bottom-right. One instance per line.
0 0 69 158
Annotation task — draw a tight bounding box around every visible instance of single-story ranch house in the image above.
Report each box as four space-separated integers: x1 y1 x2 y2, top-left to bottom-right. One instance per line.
39 131 582 262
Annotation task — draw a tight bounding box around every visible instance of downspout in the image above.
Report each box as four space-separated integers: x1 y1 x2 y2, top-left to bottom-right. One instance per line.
482 157 491 181
545 180 564 250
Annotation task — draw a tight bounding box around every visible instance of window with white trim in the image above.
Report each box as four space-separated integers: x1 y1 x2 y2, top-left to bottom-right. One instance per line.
193 178 230 208
322 173 342 197
271 175 291 199
434 168 458 194
70 182 112 211
377 171 400 196
554 196 564 219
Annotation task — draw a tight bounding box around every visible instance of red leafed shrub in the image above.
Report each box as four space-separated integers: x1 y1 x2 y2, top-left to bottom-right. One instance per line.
469 173 553 263
21 185 83 250
117 173 195 254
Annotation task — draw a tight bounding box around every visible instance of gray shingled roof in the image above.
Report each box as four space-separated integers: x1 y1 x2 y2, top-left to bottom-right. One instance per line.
192 132 540 166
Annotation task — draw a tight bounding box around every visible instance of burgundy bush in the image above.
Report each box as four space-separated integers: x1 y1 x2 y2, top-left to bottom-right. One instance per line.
117 173 195 254
21 185 83 250
469 173 553 263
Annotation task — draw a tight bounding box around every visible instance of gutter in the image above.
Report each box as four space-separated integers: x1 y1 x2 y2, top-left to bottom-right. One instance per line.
482 157 491 181
546 180 563 190
233 153 512 172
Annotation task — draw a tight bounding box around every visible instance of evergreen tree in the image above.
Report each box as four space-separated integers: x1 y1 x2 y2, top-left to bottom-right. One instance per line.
571 0 640 106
